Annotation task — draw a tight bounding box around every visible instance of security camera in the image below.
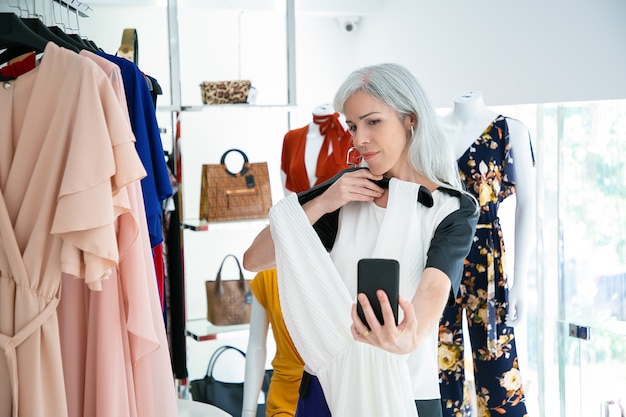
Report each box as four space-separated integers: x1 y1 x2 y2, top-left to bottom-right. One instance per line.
337 17 361 33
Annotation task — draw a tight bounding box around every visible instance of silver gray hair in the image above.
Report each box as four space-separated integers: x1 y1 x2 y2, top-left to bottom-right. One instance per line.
333 63 462 191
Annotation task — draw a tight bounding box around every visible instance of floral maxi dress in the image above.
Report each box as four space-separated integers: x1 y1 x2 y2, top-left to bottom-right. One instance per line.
438 116 531 417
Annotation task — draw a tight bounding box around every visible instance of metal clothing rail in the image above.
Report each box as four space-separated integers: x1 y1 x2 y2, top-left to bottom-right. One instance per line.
53 0 91 18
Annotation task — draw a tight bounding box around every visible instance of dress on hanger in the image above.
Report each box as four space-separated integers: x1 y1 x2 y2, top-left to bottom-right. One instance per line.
96 52 172 249
56 49 177 417
96 52 172 311
0 42 142 417
439 115 531 417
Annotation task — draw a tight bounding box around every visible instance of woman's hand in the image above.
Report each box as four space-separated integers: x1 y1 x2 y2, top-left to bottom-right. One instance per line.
350 290 419 355
302 169 385 223
244 169 384 272
351 268 451 354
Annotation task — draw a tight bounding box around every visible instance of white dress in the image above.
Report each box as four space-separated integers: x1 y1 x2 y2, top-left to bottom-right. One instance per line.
270 178 460 417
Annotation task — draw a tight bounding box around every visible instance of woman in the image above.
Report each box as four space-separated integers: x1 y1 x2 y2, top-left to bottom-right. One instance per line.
243 63 478 417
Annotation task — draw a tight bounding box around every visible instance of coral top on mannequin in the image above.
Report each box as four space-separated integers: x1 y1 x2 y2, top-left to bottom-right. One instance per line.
439 91 536 325
280 103 352 195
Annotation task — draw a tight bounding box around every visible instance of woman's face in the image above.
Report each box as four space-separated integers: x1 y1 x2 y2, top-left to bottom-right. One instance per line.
343 91 414 177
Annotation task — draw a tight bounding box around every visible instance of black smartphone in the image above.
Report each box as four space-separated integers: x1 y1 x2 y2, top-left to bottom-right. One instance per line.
357 258 400 330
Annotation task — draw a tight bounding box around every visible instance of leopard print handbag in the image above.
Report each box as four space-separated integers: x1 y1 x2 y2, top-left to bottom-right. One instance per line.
199 80 252 104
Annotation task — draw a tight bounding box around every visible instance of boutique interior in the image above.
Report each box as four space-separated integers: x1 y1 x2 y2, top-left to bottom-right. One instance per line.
1 0 625 416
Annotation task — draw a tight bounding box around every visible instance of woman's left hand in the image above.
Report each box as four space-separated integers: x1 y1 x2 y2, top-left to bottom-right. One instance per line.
350 290 419 354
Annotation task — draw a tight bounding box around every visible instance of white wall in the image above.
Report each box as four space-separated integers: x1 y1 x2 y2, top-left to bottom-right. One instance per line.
3 0 625 108
293 0 626 108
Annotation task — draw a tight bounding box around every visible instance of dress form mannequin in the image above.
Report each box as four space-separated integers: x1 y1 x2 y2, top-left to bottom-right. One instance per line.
439 91 535 324
440 92 500 159
280 103 350 195
243 268 306 417
242 297 270 417
438 92 535 417
243 105 351 417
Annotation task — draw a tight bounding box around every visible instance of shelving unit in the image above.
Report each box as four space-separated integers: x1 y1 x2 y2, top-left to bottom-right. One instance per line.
164 0 296 112
160 0 297 340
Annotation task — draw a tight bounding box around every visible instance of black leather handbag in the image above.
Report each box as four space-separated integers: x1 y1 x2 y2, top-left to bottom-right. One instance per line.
190 345 272 417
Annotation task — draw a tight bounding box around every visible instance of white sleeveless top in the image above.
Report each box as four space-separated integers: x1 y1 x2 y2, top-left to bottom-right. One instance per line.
270 178 460 416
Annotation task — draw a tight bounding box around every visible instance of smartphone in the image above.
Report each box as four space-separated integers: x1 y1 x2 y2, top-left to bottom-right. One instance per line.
357 258 400 330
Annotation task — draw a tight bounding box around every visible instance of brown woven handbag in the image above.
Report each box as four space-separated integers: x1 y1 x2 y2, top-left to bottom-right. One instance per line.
199 148 272 223
205 254 252 326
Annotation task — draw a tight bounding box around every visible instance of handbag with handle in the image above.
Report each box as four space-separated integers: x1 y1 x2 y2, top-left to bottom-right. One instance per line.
189 345 273 417
206 254 252 325
199 148 272 223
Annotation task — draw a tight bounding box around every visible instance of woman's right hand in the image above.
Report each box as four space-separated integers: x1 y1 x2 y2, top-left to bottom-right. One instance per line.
244 169 384 272
302 168 385 223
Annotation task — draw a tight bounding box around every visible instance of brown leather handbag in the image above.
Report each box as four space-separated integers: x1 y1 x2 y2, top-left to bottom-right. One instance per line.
199 148 272 223
205 254 252 325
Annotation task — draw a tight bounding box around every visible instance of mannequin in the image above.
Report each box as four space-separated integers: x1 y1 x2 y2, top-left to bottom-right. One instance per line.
280 103 352 194
438 91 535 417
440 91 535 324
242 269 303 417
243 104 351 417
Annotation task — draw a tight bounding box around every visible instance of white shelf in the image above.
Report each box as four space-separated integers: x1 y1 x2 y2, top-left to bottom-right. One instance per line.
182 218 268 232
157 104 296 112
186 319 249 341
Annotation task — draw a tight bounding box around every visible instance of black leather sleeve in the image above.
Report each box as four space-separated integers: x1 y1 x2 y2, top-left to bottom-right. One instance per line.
311 211 340 251
296 168 361 251
425 188 478 305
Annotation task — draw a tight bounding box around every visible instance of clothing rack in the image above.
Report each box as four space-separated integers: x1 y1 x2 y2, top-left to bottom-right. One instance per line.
53 0 91 17
0 2 181 415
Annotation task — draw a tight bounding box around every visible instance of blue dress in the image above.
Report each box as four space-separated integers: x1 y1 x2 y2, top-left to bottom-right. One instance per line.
98 52 173 248
438 116 532 417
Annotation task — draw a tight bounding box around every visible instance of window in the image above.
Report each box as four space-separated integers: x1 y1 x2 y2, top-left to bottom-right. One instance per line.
492 99 626 417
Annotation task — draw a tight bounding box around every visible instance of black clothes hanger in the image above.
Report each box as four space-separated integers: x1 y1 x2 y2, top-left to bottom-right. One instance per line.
0 46 33 65
0 17 82 64
22 18 80 53
68 33 96 51
0 13 49 52
47 25 88 51
85 39 104 52
297 167 434 208
0 13 50 67
45 25 100 54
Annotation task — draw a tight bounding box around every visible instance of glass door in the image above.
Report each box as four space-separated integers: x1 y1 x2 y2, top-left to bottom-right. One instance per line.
533 99 626 417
